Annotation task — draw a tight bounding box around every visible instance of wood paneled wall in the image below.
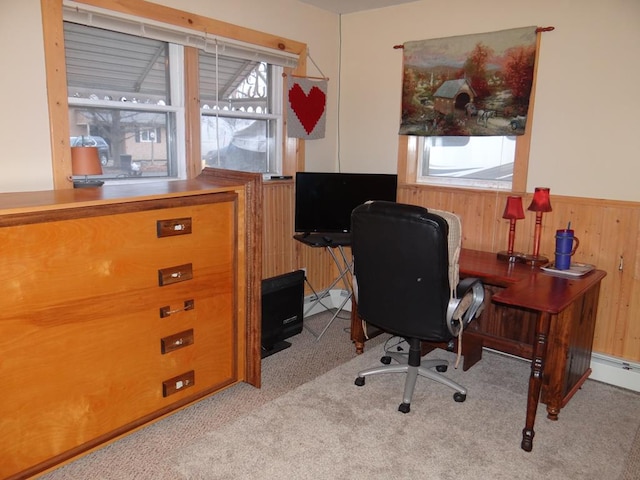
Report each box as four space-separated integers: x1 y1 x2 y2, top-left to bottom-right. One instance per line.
262 181 640 362
262 181 296 277
397 185 640 362
262 181 350 298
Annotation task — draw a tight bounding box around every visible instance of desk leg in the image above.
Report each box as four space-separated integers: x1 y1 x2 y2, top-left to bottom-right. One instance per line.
522 311 551 452
351 306 365 354
461 334 483 371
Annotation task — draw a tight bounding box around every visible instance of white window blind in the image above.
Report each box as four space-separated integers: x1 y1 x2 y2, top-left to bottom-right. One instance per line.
62 1 299 68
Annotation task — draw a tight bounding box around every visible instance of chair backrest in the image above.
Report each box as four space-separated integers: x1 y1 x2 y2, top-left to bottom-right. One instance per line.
428 208 461 299
351 201 453 342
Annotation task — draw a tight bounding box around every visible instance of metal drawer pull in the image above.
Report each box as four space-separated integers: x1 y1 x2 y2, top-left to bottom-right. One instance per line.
162 370 195 397
160 329 194 354
156 217 192 238
160 299 195 318
158 264 193 286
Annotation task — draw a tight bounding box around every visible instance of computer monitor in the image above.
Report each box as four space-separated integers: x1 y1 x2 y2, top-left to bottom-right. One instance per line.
294 172 398 234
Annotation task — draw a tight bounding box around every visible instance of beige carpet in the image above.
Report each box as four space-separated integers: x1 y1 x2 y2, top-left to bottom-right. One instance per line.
38 311 640 479
171 345 640 479
619 422 640 480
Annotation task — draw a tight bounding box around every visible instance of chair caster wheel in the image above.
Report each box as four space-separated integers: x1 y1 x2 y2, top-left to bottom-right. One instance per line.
380 356 391 365
355 377 365 387
436 365 448 372
398 402 411 413
453 392 466 402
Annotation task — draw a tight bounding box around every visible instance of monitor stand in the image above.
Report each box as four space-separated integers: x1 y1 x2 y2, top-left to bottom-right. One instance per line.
293 232 351 247
293 234 354 340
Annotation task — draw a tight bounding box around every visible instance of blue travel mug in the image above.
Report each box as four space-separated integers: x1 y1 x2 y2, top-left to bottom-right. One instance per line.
555 229 579 270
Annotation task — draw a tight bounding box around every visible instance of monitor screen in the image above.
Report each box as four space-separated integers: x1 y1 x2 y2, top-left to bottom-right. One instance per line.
294 172 398 234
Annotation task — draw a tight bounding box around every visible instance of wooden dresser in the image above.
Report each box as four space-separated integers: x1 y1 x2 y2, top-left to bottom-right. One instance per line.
0 173 261 479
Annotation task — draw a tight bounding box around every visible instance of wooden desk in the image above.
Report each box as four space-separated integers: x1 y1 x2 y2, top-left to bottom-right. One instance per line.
350 248 606 452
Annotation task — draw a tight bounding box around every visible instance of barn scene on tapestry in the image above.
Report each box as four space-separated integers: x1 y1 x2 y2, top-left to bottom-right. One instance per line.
399 26 537 137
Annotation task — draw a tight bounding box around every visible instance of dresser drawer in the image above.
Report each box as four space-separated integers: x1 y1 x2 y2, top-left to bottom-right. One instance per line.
1 201 235 313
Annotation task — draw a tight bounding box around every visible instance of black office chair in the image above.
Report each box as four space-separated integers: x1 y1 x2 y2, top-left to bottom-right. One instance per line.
351 201 484 413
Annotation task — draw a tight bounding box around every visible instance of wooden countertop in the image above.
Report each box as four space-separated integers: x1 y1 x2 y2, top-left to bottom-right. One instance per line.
0 179 240 214
460 248 606 314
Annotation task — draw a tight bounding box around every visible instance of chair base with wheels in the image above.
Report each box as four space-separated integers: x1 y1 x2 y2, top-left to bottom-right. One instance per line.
354 338 467 413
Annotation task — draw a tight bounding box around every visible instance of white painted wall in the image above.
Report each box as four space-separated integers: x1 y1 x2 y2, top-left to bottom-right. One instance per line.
0 1 52 192
338 0 640 201
1 0 639 202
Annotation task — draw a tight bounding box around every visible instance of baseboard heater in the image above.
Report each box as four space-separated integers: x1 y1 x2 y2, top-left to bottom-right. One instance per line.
303 289 352 318
590 352 640 392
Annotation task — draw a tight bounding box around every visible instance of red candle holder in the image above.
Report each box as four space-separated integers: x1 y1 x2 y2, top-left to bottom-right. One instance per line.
497 196 527 263
524 187 552 267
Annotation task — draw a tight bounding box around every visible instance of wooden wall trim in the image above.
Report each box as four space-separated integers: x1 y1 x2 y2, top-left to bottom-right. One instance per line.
67 0 306 56
198 168 263 387
184 46 201 180
41 0 73 189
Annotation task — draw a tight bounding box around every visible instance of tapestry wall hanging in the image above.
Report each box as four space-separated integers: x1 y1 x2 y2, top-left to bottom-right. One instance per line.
399 26 538 137
287 76 328 140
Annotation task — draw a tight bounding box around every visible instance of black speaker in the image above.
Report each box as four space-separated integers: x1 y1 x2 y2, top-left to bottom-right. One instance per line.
261 270 305 358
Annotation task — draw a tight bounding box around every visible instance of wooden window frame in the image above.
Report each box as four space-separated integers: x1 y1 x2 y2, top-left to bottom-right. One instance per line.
41 0 307 189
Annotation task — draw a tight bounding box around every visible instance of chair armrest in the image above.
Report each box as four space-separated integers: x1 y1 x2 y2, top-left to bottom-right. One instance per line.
456 277 479 297
459 277 485 322
446 277 485 336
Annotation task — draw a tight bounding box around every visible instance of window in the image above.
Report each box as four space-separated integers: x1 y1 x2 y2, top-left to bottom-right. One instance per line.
417 135 516 190
138 128 161 143
65 22 182 180
60 2 299 185
199 51 283 175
